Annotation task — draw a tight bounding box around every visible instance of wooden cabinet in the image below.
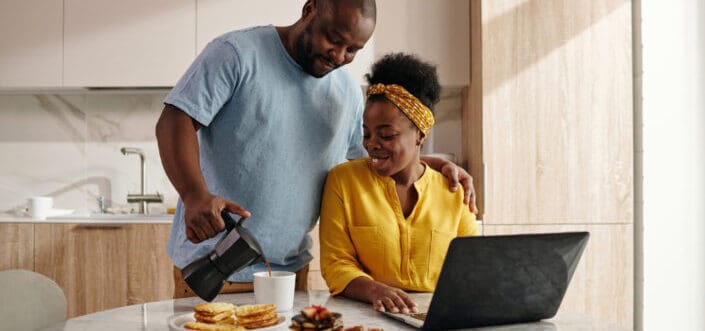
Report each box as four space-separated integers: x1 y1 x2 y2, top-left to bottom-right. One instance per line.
307 223 328 291
465 0 633 329
125 224 174 304
484 224 633 329
0 224 34 270
0 0 62 87
34 224 129 317
63 0 195 87
465 0 633 225
28 223 173 318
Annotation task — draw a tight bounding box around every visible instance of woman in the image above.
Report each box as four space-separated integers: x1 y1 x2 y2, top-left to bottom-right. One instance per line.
319 53 479 314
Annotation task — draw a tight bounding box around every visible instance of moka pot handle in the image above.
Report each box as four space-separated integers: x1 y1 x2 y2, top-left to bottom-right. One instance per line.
221 209 244 232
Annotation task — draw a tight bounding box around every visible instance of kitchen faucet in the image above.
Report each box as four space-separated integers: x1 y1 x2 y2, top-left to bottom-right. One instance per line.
120 147 163 214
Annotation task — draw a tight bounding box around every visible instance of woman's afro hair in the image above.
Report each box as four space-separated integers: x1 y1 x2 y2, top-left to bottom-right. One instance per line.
365 53 441 110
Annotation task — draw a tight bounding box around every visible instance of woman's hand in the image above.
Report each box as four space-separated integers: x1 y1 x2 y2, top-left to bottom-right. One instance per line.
368 282 418 314
343 277 418 314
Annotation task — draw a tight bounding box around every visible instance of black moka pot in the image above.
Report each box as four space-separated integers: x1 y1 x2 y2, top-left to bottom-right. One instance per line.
181 210 264 301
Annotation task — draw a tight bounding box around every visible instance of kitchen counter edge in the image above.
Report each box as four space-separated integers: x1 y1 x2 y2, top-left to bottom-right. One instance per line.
0 213 173 224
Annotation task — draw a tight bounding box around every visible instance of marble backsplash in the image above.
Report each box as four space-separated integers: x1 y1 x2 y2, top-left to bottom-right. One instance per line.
0 91 176 215
0 88 463 215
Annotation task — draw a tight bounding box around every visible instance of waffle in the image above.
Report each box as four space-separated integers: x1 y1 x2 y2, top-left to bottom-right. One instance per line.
236 309 277 324
234 304 276 318
194 311 234 323
194 302 236 316
183 321 242 331
239 315 280 329
187 302 239 329
234 304 279 329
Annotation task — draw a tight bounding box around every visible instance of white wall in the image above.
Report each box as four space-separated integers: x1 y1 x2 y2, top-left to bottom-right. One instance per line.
640 0 705 330
374 0 469 86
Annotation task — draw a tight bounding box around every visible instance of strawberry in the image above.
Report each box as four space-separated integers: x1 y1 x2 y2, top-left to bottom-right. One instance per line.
316 307 331 320
301 306 317 319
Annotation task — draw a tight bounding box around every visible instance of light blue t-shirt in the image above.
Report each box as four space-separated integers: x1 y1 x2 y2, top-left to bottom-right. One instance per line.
164 26 366 282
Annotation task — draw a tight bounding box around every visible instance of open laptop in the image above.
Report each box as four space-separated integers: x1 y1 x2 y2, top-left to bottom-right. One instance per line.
382 232 589 330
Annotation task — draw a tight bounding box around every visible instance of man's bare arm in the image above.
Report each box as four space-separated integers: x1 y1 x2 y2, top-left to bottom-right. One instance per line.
155 104 250 243
421 156 478 214
156 104 207 204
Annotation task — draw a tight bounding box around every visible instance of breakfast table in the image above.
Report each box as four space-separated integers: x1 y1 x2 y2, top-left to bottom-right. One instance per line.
40 291 629 331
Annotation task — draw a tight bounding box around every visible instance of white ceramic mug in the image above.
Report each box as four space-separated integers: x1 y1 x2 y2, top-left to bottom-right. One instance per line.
253 271 296 312
28 196 53 220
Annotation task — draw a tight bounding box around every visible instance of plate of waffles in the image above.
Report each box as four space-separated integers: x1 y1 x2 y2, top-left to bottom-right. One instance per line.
167 303 286 331
167 313 286 331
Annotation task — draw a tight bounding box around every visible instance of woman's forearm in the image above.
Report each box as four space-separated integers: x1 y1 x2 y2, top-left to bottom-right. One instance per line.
341 276 376 303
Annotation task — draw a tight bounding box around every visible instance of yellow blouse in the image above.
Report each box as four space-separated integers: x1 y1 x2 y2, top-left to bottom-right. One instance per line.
319 158 478 295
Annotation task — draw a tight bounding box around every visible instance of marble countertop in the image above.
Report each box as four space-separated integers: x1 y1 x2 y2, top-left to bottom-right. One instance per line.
41 291 629 331
0 213 173 224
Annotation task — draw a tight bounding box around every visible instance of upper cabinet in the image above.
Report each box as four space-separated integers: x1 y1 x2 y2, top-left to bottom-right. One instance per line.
0 0 63 87
196 0 300 53
0 1 312 88
465 0 633 225
63 0 195 87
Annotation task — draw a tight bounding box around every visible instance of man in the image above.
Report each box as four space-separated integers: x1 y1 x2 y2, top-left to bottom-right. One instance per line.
156 0 476 297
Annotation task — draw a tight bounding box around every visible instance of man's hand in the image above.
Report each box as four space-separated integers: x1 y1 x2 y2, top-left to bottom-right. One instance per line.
421 156 478 214
368 282 418 314
439 162 478 213
157 105 250 242
182 192 251 243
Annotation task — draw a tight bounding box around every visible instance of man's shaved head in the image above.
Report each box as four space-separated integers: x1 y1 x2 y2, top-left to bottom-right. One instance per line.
317 0 376 22
285 0 376 77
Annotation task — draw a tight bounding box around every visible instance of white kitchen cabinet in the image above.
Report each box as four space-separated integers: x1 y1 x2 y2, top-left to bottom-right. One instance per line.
0 0 63 87
63 0 195 87
196 0 301 53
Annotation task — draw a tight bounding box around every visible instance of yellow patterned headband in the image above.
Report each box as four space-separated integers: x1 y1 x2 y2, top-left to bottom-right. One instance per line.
366 83 435 136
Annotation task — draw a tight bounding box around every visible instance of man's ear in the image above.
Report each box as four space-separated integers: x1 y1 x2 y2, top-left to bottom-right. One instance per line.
302 0 316 19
